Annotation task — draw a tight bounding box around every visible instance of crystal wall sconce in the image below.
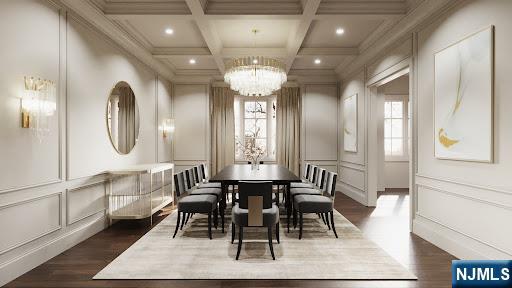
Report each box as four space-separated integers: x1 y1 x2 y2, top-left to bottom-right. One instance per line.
159 118 175 138
21 76 57 129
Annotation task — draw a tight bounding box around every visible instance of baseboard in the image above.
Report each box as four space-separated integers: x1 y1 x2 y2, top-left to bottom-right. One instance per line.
412 215 511 260
0 214 107 286
337 181 368 206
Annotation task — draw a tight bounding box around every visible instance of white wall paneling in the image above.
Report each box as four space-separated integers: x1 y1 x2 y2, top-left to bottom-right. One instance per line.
0 0 61 193
0 1 173 285
66 182 107 226
0 192 62 255
173 84 209 172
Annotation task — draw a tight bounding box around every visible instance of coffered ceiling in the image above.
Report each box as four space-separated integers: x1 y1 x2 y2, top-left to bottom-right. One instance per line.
90 0 424 78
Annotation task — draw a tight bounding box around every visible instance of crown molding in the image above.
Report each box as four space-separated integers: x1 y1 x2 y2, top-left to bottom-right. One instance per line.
153 47 212 57
205 0 302 15
297 47 359 56
102 1 191 15
221 48 287 58
336 0 461 79
59 0 175 80
316 0 407 15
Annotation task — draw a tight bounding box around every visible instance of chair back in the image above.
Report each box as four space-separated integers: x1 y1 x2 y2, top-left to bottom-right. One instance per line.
237 181 273 227
308 165 317 183
193 166 202 184
322 171 338 198
200 163 210 180
302 163 310 180
174 172 187 197
315 168 326 189
185 168 196 190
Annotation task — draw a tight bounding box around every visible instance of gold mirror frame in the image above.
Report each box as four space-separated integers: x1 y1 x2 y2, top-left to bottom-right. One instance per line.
106 81 140 155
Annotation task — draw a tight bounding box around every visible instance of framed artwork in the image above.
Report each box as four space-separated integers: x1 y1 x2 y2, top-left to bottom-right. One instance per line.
343 93 357 152
434 26 494 162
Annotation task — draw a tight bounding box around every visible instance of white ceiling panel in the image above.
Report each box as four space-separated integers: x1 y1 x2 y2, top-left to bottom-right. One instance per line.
302 17 385 48
291 55 349 69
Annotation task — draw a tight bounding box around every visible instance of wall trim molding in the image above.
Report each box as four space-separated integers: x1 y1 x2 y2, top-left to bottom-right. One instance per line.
339 163 365 172
0 192 63 256
66 181 107 226
416 174 512 196
413 215 512 259
0 214 106 287
0 179 63 195
337 182 367 206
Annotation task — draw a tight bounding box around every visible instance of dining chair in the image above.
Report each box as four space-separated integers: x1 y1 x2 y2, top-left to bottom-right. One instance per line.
185 168 225 232
293 171 338 239
196 164 221 189
231 181 279 260
290 165 317 188
172 171 219 239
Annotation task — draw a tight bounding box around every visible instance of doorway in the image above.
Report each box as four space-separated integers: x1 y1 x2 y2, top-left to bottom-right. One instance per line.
366 62 415 231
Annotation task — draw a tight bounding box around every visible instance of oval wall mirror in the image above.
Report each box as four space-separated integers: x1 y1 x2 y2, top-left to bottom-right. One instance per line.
106 81 140 154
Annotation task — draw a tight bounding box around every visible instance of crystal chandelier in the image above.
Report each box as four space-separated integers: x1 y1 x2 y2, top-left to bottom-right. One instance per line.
224 56 287 96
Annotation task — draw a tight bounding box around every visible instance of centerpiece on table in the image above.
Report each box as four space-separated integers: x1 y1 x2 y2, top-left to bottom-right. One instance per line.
243 142 265 170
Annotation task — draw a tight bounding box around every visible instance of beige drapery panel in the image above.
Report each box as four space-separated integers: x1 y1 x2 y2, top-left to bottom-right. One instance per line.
211 87 235 175
276 87 301 175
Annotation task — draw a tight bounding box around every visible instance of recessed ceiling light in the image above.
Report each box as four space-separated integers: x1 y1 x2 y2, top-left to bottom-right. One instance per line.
314 59 321 64
165 28 174 35
189 59 196 64
336 28 345 35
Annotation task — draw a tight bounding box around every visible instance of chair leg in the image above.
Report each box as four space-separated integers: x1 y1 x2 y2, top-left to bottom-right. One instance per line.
236 226 243 260
299 212 303 240
268 226 275 260
330 211 338 238
325 213 331 230
320 213 327 225
293 208 298 229
276 222 280 244
213 208 218 229
180 212 186 230
173 211 181 238
185 213 191 225
231 222 235 243
208 212 212 240
221 207 225 233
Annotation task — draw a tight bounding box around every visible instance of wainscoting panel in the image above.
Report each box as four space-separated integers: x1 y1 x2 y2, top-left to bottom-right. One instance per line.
303 84 338 161
417 185 512 257
67 182 106 225
173 84 209 162
0 193 62 255
339 165 365 191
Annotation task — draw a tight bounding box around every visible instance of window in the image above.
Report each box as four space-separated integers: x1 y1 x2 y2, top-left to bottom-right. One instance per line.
234 96 276 161
384 96 409 160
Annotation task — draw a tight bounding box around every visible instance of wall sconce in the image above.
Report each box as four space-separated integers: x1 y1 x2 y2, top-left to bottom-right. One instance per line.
159 118 175 138
21 76 57 130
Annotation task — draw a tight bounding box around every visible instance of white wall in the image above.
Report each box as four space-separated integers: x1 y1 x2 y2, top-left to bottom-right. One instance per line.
0 1 172 285
339 0 512 260
302 84 339 174
172 83 209 173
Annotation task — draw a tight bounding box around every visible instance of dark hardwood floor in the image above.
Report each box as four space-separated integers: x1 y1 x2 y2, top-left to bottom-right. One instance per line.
5 190 456 288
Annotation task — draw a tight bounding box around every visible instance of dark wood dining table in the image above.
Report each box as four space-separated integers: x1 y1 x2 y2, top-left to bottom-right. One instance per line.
209 164 302 232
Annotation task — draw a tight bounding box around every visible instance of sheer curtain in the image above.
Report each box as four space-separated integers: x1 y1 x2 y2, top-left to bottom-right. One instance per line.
276 87 301 175
118 87 136 153
211 87 235 175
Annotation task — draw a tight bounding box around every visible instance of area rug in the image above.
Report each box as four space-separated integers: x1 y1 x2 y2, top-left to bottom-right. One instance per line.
94 207 416 280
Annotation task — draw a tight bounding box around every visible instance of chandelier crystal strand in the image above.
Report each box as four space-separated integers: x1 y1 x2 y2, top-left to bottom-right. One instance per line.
224 56 287 96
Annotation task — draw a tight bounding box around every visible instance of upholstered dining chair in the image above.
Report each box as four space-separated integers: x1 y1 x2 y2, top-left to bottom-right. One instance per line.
293 171 338 239
196 164 221 189
185 168 225 232
231 181 279 260
290 164 317 188
173 171 219 239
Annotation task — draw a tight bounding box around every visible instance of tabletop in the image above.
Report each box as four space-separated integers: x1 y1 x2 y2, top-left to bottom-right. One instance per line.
209 164 301 184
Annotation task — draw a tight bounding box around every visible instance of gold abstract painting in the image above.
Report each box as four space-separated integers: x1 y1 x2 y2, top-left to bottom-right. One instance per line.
434 26 493 162
343 94 357 152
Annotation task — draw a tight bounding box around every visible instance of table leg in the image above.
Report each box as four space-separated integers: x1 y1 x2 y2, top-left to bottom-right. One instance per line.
286 183 291 233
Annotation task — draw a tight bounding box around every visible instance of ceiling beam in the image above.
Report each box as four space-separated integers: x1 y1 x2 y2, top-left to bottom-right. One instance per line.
185 0 226 73
284 0 321 72
297 47 359 56
101 1 192 15
204 0 303 15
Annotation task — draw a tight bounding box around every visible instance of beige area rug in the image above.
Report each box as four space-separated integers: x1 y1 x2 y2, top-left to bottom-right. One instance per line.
94 207 416 280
